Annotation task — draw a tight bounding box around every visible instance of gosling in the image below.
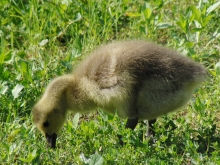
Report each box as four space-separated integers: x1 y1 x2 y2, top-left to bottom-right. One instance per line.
32 40 207 148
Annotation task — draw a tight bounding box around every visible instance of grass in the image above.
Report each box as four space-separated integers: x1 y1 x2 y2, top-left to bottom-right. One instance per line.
0 0 220 164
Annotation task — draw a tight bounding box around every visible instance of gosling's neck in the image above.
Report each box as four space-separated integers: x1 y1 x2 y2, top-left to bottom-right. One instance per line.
65 76 98 114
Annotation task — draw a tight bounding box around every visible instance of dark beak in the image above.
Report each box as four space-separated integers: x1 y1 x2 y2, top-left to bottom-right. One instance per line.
46 133 57 149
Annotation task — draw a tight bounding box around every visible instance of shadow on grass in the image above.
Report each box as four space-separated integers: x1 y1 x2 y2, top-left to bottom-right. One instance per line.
132 120 220 156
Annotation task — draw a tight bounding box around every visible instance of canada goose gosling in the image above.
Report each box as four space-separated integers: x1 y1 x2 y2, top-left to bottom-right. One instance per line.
33 40 207 148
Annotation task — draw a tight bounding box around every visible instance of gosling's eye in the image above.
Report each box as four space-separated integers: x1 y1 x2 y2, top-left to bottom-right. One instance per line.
43 121 49 127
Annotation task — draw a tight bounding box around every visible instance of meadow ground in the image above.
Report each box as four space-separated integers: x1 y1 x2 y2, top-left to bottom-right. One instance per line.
0 0 220 164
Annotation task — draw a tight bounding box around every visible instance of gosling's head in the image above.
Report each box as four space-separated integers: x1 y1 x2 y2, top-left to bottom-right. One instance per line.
32 76 72 148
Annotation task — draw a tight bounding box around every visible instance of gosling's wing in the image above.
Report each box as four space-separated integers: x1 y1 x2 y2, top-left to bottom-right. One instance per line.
92 59 126 95
79 72 130 109
77 52 134 108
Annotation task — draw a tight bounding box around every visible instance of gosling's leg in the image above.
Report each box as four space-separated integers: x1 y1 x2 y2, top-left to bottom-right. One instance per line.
119 118 139 145
125 118 139 130
146 119 157 138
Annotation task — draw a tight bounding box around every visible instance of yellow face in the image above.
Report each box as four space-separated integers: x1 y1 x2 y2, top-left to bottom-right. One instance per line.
33 107 66 134
32 100 67 148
